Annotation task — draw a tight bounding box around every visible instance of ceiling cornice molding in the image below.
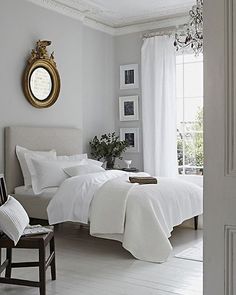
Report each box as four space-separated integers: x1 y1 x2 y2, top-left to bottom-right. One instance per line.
27 0 85 21
114 15 189 36
27 0 116 34
83 17 115 35
27 0 189 36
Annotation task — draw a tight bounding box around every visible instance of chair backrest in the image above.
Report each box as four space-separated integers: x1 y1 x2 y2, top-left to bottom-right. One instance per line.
0 175 8 238
0 175 8 206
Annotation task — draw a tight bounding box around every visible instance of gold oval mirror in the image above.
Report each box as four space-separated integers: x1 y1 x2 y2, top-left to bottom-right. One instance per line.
23 40 60 108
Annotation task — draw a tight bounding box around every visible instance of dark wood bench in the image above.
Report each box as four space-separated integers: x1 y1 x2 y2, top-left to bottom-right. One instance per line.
0 175 56 295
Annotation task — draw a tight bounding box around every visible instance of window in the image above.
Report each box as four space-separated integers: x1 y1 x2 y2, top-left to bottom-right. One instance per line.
176 53 203 175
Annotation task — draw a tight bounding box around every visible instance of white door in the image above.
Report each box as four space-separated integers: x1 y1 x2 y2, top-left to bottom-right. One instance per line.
204 0 236 294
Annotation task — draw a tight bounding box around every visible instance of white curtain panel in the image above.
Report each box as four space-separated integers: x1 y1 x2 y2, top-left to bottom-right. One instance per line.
141 35 178 177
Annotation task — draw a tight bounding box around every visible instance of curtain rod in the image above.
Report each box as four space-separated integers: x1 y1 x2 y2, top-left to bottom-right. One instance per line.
143 31 174 39
143 26 185 39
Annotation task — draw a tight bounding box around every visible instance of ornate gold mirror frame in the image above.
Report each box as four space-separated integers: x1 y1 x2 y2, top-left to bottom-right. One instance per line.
23 40 60 108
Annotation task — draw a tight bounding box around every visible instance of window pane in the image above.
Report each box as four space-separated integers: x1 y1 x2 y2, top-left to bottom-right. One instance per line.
177 98 184 132
177 134 183 167
185 167 203 175
176 54 183 65
184 99 203 132
184 62 203 97
178 167 184 175
176 64 183 98
176 53 203 176
184 53 203 63
184 132 203 167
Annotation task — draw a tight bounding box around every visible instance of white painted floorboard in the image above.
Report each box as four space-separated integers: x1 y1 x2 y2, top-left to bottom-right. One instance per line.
0 224 203 295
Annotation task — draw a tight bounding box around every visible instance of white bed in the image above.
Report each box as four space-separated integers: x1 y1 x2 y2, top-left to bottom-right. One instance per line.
14 186 57 220
47 170 202 262
5 126 82 219
5 126 203 263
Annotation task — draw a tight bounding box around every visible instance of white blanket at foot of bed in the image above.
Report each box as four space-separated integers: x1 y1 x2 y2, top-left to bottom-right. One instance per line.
47 171 203 263
90 176 203 263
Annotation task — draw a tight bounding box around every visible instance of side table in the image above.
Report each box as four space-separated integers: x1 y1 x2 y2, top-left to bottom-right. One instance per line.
121 168 139 172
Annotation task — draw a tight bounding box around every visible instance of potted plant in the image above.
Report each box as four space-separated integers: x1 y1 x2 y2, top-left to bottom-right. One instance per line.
89 132 129 169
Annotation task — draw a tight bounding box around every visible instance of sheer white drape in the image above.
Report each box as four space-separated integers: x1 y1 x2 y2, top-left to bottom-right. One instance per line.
141 35 178 177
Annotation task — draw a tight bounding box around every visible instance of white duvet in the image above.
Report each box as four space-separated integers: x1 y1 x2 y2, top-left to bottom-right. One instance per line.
47 170 203 262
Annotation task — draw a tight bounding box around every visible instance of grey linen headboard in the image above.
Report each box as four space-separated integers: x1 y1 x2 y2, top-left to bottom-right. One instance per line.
5 126 83 193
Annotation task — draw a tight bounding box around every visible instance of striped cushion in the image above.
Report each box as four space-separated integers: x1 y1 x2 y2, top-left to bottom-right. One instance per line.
0 196 29 245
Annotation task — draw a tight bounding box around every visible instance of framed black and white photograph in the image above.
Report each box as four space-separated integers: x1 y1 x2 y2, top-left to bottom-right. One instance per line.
119 96 139 121
120 128 139 153
120 64 139 89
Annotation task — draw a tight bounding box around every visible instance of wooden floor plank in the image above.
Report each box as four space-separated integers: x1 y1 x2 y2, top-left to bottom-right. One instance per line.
0 224 203 295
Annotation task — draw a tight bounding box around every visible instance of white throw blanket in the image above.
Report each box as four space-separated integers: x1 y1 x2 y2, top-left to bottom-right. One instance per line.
47 171 203 263
90 176 138 235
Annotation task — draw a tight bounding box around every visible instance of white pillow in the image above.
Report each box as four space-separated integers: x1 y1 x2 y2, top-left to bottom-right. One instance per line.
25 156 86 194
57 153 87 161
64 164 105 177
16 145 57 188
0 196 29 245
86 159 104 167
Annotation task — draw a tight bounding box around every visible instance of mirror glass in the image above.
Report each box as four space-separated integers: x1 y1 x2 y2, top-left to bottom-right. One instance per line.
30 67 52 100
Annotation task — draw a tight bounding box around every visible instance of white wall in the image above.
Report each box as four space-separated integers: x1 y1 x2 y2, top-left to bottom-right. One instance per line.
0 0 115 173
114 33 144 170
82 26 115 153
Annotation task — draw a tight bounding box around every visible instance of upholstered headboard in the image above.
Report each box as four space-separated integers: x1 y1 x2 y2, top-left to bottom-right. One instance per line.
5 126 83 193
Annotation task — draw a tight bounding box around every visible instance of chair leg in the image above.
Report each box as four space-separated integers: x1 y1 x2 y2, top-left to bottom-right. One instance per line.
5 248 12 278
0 248 1 265
39 245 46 295
50 237 56 280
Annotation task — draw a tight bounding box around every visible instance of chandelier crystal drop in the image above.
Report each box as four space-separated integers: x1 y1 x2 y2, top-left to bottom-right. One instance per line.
174 0 203 55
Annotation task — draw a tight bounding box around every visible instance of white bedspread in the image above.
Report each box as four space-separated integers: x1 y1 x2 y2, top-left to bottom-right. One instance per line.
47 171 203 263
47 170 126 224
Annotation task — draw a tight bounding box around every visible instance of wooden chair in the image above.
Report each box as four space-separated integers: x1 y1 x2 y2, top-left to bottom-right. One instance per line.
0 175 56 295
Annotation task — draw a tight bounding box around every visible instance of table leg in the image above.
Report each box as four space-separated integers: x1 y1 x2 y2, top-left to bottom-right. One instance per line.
194 216 199 230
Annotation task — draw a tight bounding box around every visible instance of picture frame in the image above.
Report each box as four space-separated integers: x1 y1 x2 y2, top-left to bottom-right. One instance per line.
119 96 139 121
120 128 139 153
120 64 139 89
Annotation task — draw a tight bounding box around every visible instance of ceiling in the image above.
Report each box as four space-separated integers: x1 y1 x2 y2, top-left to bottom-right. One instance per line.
54 0 195 28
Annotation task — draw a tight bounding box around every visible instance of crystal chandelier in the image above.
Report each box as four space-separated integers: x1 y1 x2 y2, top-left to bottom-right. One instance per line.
174 0 203 55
